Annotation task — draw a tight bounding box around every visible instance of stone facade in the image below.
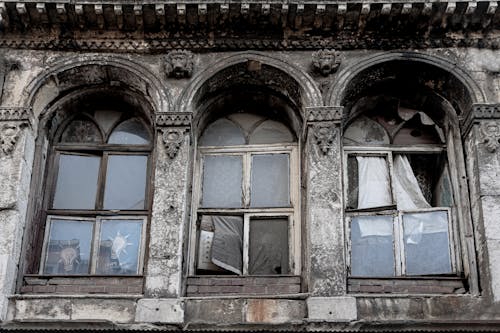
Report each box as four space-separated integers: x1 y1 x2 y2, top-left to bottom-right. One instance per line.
0 0 499 331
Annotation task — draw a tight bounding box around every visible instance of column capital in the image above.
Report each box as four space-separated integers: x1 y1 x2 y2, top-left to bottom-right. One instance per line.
460 103 500 138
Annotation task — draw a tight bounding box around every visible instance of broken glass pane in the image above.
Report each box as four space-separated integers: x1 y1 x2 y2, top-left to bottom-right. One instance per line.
351 215 395 277
43 219 93 274
60 119 102 143
103 155 148 210
52 154 100 209
202 155 243 208
96 219 143 275
250 154 290 207
199 118 245 146
108 118 150 145
403 211 452 275
249 218 289 275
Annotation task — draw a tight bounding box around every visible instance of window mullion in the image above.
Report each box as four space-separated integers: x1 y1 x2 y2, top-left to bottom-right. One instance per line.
96 152 108 210
243 153 251 208
243 214 250 275
395 212 404 276
90 217 102 274
387 151 396 206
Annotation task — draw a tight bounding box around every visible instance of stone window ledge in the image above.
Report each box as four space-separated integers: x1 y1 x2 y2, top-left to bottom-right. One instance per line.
348 276 466 294
186 275 301 297
21 275 144 295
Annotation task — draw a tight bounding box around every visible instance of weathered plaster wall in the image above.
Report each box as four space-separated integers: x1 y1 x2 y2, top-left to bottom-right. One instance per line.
0 47 498 330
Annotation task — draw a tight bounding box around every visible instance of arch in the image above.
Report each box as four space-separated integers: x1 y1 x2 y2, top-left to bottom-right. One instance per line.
24 55 171 119
327 51 486 115
177 51 323 120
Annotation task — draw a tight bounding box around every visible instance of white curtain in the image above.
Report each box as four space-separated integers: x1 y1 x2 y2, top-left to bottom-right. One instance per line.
356 156 392 209
393 155 431 210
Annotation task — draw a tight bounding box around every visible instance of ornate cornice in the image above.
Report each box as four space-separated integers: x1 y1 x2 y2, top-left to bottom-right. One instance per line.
1 36 499 52
156 112 192 128
0 107 33 124
460 104 500 138
306 106 343 123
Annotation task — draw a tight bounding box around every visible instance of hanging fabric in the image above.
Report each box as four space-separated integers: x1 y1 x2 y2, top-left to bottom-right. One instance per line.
393 155 431 210
356 156 392 209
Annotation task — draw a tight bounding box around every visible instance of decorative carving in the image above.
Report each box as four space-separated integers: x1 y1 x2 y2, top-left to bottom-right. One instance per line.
156 112 192 127
313 124 337 155
479 121 500 153
306 106 343 123
460 104 500 138
0 107 33 123
164 50 194 79
0 123 22 156
312 49 341 76
161 128 187 159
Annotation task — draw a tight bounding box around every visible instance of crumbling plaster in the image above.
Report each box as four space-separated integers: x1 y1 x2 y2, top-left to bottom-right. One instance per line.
0 47 499 329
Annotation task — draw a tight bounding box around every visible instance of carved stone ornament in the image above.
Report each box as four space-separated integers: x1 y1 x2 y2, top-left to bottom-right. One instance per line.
313 124 336 155
156 112 192 127
164 50 194 79
161 128 187 159
306 106 343 123
480 121 500 153
0 123 22 156
312 49 341 76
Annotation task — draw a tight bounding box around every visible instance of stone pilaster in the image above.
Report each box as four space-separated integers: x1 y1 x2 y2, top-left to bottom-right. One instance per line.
0 107 35 320
304 106 346 296
144 112 192 299
462 103 500 301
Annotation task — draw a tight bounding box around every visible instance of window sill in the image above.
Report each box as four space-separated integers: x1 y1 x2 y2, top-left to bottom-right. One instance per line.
21 275 143 295
348 276 466 294
186 275 301 297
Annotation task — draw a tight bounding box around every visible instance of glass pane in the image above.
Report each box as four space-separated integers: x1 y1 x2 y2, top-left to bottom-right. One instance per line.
96 219 143 275
60 119 102 143
108 118 150 144
250 154 290 208
43 219 93 274
403 211 452 275
227 113 264 134
343 116 390 145
249 120 294 144
202 155 243 208
199 118 246 146
94 110 122 134
52 154 100 209
249 218 289 275
103 155 148 210
351 215 395 277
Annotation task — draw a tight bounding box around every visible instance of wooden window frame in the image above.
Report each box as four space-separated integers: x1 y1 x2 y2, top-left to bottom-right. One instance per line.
40 215 148 275
188 143 301 276
343 145 459 278
38 116 153 276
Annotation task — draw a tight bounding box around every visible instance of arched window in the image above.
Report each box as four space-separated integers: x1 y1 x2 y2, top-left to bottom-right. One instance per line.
343 106 456 277
40 110 151 275
191 113 299 276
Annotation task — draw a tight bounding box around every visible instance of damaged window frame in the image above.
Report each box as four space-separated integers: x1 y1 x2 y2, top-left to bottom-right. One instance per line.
188 118 301 277
38 113 152 276
343 111 461 279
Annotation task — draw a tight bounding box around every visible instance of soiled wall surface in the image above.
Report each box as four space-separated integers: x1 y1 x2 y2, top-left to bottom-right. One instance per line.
0 47 499 331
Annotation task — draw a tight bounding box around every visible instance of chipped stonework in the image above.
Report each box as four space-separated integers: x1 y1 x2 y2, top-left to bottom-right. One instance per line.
0 123 22 157
311 49 341 76
480 121 500 153
145 131 191 297
306 124 346 296
164 50 194 79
